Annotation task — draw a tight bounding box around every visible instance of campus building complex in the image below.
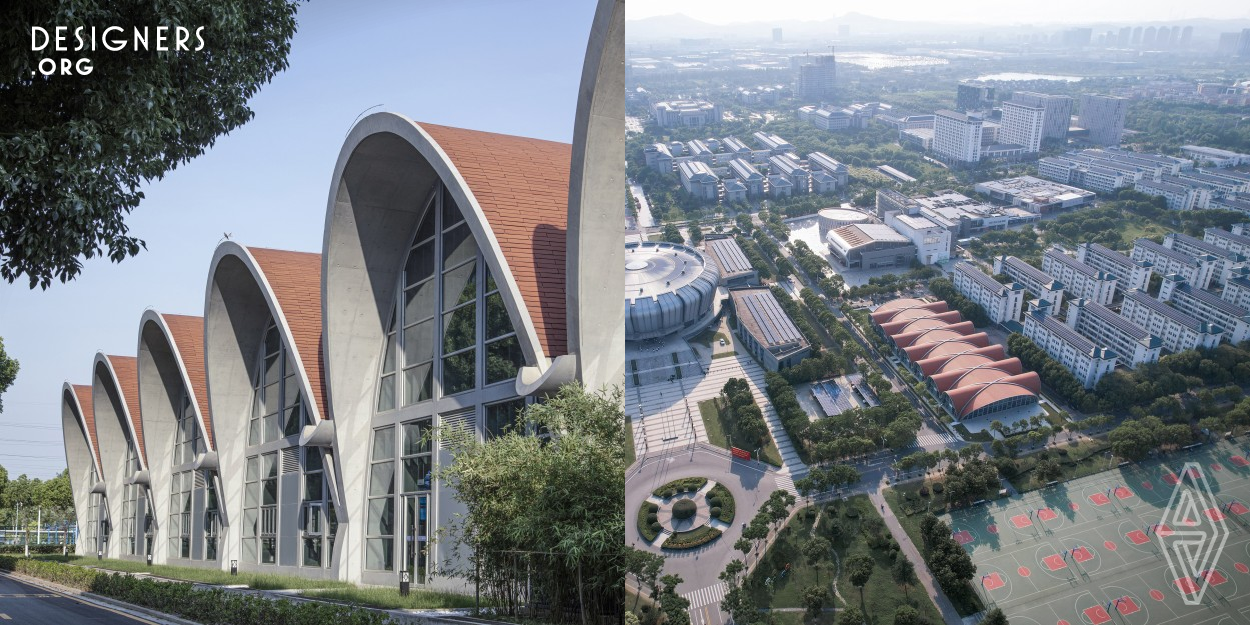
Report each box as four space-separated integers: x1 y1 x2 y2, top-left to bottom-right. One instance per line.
1158 275 1250 344
1075 242 1151 293
992 256 1065 314
952 263 1024 324
1120 290 1223 353
1022 306 1118 388
1131 237 1217 290
60 0 625 591
729 287 811 371
1040 248 1117 306
1064 299 1162 368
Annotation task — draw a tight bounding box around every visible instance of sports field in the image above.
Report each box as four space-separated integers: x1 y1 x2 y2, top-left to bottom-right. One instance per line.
943 440 1250 625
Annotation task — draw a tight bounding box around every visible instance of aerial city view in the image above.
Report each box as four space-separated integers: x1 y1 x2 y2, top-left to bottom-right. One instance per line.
623 2 1250 625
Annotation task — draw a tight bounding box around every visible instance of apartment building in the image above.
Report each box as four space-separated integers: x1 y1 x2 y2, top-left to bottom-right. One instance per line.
999 101 1045 153
1120 290 1223 353
1134 177 1209 210
1022 307 1118 388
952 263 1024 324
728 158 765 197
1077 94 1129 145
933 109 983 165
1131 237 1216 289
1164 232 1246 284
1158 275 1250 344
1223 267 1250 310
1064 298 1161 368
1009 92 1073 140
678 161 720 201
1076 242 1151 292
1041 248 1117 305
1204 225 1250 257
769 153 809 194
807 152 850 187
993 255 1065 313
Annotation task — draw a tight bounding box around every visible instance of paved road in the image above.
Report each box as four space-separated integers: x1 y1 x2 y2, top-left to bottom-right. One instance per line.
0 571 162 624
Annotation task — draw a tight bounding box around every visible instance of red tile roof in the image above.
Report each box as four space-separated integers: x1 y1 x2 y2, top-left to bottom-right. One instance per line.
916 345 1008 376
930 359 1025 393
160 314 214 444
421 123 571 357
878 311 964 337
246 248 327 421
870 300 945 324
105 355 144 464
903 333 991 362
872 303 953 328
944 372 1041 419
70 384 101 474
891 322 975 349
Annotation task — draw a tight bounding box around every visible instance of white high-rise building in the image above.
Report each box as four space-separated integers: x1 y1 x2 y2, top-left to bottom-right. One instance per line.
933 110 983 165
1010 92 1073 140
1077 95 1129 146
999 101 1045 153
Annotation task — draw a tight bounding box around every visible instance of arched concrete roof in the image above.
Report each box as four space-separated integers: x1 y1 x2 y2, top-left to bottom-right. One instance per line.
903 333 991 362
945 372 1041 419
204 242 326 426
93 355 147 490
62 383 102 478
892 321 975 349
138 311 214 448
930 359 1025 393
916 345 1008 376
879 311 963 337
870 300 947 324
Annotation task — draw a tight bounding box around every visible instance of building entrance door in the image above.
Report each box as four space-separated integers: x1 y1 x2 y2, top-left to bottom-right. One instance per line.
403 495 429 584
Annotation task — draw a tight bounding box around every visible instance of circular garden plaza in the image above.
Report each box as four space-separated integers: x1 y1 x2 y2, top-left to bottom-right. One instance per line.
636 477 736 550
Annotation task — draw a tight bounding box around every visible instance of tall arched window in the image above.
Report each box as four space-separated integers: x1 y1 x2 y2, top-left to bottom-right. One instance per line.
241 321 314 566
375 183 525 413
169 389 201 559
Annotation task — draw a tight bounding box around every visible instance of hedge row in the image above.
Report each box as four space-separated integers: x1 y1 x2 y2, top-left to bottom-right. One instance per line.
707 483 736 525
0 544 68 555
661 526 722 550
0 557 394 625
651 477 707 498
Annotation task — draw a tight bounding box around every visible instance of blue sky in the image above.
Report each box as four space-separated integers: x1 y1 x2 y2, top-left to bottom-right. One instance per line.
628 1 1250 24
0 0 596 479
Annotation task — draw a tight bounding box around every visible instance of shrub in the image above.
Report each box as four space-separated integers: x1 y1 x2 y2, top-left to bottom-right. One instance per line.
711 507 722 519
844 507 859 519
647 513 657 523
919 486 930 497
708 497 722 508
672 499 697 520
708 484 737 525
932 483 944 494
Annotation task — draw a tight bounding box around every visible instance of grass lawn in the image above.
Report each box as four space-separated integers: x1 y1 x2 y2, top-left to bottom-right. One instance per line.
698 397 784 467
713 351 738 359
691 329 729 348
880 487 986 617
303 586 479 610
745 496 943 625
1038 401 1069 427
49 556 348 590
1008 439 1114 492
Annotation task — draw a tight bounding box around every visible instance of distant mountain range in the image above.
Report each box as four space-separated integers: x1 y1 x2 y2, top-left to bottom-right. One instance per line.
625 12 1250 43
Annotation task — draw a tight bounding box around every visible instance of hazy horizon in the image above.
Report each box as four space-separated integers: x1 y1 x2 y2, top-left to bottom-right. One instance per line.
627 1 1250 27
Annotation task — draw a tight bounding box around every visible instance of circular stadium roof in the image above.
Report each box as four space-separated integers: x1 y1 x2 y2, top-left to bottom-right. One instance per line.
625 241 720 341
818 208 873 223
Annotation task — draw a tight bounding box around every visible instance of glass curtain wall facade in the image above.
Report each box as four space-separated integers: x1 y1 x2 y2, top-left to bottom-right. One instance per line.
365 182 526 584
168 390 202 560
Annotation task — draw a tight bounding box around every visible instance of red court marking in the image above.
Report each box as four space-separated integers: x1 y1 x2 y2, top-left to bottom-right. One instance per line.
1083 605 1112 625
1205 507 1227 521
1058 621 1070 625
1115 486 1134 499
1201 570 1228 586
1237 562 1250 574
1183 517 1198 526
1212 463 1224 472
1069 502 1080 511
1163 473 1179 485
1231 503 1249 515
1011 514 1034 528
1038 508 1059 521
952 530 974 545
1149 589 1165 601
1231 455 1250 467
1188 467 1202 479
1114 597 1140 615
1089 493 1111 506
1141 480 1154 490
1104 540 1117 551
1018 566 1031 577
1043 554 1067 571
988 524 998 534
1156 524 1174 537
1127 530 1150 545
1072 546 1094 563
1176 577 1201 594
982 572 1005 590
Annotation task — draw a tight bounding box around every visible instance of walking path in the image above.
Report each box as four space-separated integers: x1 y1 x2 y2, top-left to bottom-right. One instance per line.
869 485 964 625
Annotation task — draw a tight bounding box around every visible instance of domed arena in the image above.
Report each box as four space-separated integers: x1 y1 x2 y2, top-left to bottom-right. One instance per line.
624 241 720 341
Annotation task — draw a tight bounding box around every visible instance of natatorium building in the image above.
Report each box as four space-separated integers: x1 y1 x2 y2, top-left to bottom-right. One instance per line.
59 0 624 590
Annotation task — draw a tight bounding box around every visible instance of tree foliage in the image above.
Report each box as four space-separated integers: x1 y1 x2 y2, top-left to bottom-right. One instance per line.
438 384 625 621
0 337 17 413
1 0 303 288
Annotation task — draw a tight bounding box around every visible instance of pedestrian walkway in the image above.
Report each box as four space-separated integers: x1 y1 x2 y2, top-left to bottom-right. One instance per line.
915 431 958 447
682 582 727 609
774 473 798 497
870 487 963 624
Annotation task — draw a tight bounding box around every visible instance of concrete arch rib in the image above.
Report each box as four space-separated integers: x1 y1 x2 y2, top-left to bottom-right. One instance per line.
63 383 103 555
92 353 145 559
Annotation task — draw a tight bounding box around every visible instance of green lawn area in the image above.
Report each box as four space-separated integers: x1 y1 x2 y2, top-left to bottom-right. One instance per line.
303 586 479 610
713 351 738 359
1038 401 1069 427
48 557 348 590
1007 439 1114 492
691 329 729 348
880 487 986 617
745 496 943 625
698 397 784 467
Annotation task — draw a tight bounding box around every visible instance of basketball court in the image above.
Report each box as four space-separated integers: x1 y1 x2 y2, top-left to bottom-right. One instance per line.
943 440 1250 625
